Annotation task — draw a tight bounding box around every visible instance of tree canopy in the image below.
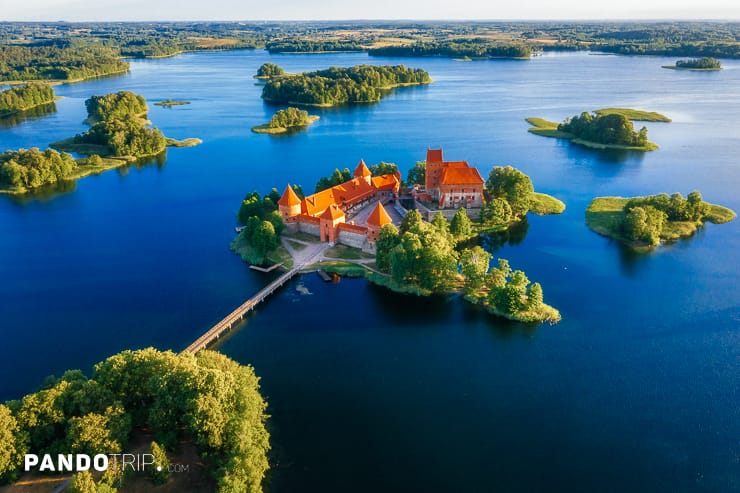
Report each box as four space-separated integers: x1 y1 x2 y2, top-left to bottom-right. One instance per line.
485 166 534 217
256 63 285 78
262 64 431 106
0 83 55 117
0 148 77 190
558 112 649 147
85 91 148 122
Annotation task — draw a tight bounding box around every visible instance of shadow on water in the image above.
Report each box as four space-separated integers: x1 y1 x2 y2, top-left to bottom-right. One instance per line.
2 151 167 204
563 141 648 175
0 102 57 128
471 217 530 253
458 295 541 339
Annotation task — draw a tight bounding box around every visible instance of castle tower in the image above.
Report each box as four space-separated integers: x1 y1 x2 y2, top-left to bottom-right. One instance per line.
366 202 393 242
353 159 372 185
277 185 302 222
319 204 345 243
425 148 444 198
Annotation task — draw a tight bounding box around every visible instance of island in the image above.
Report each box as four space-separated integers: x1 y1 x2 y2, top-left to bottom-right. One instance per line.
153 99 191 107
663 57 722 70
527 110 659 151
0 83 56 118
0 45 129 83
0 348 269 493
261 64 432 107
1 91 201 194
252 107 320 134
231 149 562 324
593 108 671 122
254 62 286 79
52 91 201 160
586 192 736 248
368 42 531 59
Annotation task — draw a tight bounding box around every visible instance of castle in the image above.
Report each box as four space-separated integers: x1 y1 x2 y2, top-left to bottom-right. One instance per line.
423 148 485 209
278 159 400 252
278 148 486 251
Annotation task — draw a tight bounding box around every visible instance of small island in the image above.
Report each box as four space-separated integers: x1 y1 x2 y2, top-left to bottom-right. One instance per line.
261 63 432 107
593 108 671 122
527 110 659 151
2 91 201 195
252 107 320 134
0 83 57 118
663 57 722 71
231 149 563 324
254 62 285 79
586 192 735 248
52 91 201 160
154 99 191 107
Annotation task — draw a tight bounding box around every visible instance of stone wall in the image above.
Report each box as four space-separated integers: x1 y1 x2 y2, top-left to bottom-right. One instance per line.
297 221 320 237
420 206 481 221
337 229 367 249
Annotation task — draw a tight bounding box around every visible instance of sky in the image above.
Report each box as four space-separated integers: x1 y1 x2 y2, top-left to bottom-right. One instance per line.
3 0 740 22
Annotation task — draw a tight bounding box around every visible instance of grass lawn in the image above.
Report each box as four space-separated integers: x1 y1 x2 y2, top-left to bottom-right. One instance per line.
526 116 659 151
529 192 566 215
594 108 671 122
324 244 374 260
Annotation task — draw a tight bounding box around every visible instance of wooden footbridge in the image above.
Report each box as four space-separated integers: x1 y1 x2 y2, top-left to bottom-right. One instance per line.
183 242 327 354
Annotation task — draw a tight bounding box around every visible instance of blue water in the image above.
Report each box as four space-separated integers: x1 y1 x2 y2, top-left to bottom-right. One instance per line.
0 50 738 492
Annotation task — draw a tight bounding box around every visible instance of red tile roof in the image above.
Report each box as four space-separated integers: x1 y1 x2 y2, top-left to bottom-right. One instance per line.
320 204 345 221
440 167 484 186
337 223 368 233
371 174 400 192
366 202 393 227
278 185 302 207
302 176 377 216
353 159 371 177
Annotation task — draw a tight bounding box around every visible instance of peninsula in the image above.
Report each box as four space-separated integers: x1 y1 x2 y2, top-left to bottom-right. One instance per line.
586 192 736 248
232 149 562 324
252 107 320 134
527 110 659 151
261 64 431 107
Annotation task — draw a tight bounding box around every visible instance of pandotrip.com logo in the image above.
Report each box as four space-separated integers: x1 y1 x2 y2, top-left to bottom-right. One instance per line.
24 453 189 473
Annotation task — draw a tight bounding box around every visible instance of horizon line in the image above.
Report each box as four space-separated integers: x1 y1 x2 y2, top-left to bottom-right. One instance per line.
3 18 740 23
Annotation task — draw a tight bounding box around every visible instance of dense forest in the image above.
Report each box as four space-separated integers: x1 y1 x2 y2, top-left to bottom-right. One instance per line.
64 91 166 158
262 64 431 106
369 41 531 59
73 118 167 157
0 45 129 82
234 188 294 264
266 39 364 53
675 57 722 69
373 209 560 322
622 192 711 245
0 348 270 493
558 112 649 147
265 107 312 128
85 91 148 122
0 148 77 190
0 83 55 117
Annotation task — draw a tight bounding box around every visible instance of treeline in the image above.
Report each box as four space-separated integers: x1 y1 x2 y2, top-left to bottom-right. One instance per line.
262 64 431 106
559 112 648 147
0 348 270 492
595 42 739 59
70 91 166 157
0 148 77 190
0 45 129 82
622 192 709 245
85 91 148 122
266 107 311 128
120 36 260 58
266 39 364 53
675 57 721 69
369 41 531 59
0 83 55 117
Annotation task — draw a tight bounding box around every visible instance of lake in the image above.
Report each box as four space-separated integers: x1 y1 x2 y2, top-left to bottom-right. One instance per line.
0 50 738 492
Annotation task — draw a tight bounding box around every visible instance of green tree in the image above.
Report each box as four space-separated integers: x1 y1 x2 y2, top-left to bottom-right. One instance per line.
406 161 425 186
368 162 398 176
256 63 284 78
431 212 449 234
400 209 423 234
0 404 24 483
251 220 278 257
67 406 130 456
459 246 492 292
150 441 170 485
480 197 512 225
526 282 543 310
237 192 262 225
375 224 400 272
450 208 472 238
486 166 533 217
67 471 98 493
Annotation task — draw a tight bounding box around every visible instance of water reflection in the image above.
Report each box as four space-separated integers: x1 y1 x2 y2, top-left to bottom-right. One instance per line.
0 102 57 128
2 151 167 203
475 217 530 252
